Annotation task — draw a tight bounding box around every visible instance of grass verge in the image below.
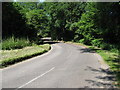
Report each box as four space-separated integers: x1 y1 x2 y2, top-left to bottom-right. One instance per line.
2 37 31 50
66 41 120 87
0 44 50 68
89 46 120 87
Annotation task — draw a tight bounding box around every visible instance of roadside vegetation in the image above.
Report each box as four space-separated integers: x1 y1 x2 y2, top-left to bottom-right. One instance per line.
94 48 120 87
66 41 120 87
2 36 31 50
0 44 50 68
89 47 119 87
2 2 120 87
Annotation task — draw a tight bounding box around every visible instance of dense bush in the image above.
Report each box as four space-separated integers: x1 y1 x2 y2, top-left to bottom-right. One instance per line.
91 39 103 47
74 2 120 50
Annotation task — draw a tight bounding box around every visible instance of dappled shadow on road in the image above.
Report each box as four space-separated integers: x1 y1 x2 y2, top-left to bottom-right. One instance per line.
43 41 60 45
78 48 100 53
84 66 116 88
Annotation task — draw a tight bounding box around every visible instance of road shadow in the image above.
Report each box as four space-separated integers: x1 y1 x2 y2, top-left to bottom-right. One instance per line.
78 48 99 53
43 41 60 45
84 66 116 88
105 56 120 88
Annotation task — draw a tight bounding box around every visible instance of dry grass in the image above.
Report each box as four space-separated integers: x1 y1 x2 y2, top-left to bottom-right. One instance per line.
0 44 50 68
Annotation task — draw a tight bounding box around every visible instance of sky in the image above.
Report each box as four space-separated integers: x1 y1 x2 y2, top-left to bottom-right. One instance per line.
39 0 45 2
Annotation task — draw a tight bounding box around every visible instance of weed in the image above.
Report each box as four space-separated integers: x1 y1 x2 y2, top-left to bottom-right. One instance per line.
2 36 31 50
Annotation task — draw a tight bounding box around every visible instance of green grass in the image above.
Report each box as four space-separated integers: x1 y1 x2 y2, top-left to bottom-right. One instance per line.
66 41 120 87
2 37 31 50
89 46 120 87
0 44 50 68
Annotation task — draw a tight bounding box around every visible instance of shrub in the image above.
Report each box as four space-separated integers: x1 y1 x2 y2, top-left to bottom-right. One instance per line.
91 39 103 47
2 36 31 50
79 39 84 44
79 38 91 45
100 42 115 50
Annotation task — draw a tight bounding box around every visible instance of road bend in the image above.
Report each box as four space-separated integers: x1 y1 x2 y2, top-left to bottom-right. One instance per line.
2 42 112 88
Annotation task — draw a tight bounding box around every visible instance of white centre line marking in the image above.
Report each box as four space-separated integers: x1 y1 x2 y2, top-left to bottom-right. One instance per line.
15 67 55 90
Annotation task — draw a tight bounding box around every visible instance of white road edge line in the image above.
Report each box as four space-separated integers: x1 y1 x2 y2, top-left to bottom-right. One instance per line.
15 67 55 90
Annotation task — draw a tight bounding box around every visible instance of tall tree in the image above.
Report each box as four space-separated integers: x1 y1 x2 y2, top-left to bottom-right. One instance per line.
2 2 27 38
95 2 120 45
42 2 86 40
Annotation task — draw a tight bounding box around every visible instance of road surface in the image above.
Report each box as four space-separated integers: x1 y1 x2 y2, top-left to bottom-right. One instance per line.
2 42 113 89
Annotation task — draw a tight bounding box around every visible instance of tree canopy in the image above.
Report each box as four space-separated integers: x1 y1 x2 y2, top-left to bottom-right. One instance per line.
2 2 120 49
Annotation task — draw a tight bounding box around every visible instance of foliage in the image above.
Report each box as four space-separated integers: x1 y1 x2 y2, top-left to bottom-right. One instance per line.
42 2 86 40
91 39 103 47
3 2 120 48
74 3 100 44
2 2 27 38
26 9 49 37
2 2 49 45
2 36 31 50
18 2 50 38
2 2 120 86
74 2 120 50
95 2 120 44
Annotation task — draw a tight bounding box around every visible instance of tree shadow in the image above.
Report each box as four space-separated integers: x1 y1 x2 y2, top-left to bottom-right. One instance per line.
43 41 59 45
78 48 99 53
103 55 120 87
84 66 117 88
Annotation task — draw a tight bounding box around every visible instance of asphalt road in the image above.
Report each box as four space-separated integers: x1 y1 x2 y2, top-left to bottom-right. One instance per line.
2 42 113 89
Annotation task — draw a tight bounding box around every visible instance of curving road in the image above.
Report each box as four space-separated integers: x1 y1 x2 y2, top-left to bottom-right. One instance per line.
2 42 113 89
